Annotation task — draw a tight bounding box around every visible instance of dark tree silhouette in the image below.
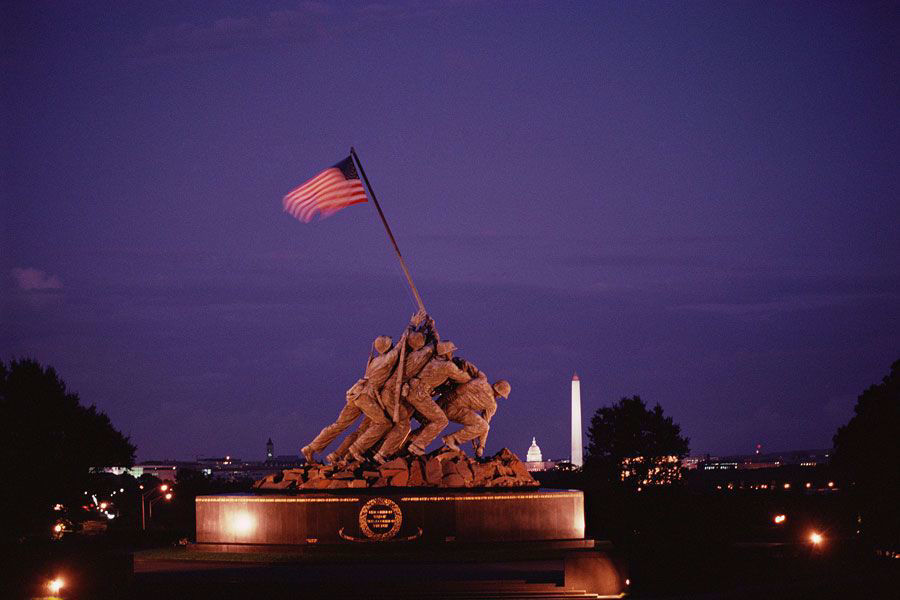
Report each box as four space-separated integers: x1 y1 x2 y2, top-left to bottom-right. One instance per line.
832 359 899 548
585 396 689 488
0 358 136 538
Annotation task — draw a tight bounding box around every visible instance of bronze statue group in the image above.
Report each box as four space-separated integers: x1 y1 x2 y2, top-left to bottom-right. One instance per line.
302 310 511 467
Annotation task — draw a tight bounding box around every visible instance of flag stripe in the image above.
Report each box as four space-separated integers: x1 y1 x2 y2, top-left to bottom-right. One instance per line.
286 169 343 200
285 177 357 211
286 175 362 210
282 158 368 223
289 182 366 219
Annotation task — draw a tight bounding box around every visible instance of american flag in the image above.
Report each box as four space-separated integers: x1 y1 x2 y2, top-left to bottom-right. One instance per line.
282 156 368 222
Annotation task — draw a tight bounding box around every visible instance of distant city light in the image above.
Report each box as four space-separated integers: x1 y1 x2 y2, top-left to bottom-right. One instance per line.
783 483 791 489
805 482 812 489
165 493 173 500
809 531 824 545
774 514 787 524
47 577 64 594
99 502 108 510
53 523 63 533
120 488 125 493
827 481 834 488
625 578 631 586
160 484 169 492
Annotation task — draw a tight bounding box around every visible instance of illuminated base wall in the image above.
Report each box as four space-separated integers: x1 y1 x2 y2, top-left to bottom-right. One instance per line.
195 489 584 546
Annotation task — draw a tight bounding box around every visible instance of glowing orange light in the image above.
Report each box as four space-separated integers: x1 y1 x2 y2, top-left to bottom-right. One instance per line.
783 483 791 490
48 577 64 594
231 512 255 535
774 514 786 524
805 482 812 489
625 578 631 586
160 484 169 492
53 523 63 533
99 502 108 510
165 493 173 500
827 481 834 488
809 531 823 545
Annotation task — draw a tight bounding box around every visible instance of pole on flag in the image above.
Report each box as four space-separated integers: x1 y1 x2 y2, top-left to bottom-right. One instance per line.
349 146 427 315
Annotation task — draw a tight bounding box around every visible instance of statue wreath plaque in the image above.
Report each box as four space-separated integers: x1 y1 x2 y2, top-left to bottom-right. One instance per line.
358 497 402 540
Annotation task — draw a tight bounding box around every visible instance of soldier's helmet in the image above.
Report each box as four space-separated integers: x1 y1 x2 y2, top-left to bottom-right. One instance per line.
407 331 426 350
492 379 511 399
436 341 458 357
373 336 393 354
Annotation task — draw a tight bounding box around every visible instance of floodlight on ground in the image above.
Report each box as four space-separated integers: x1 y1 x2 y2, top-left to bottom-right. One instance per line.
48 577 64 594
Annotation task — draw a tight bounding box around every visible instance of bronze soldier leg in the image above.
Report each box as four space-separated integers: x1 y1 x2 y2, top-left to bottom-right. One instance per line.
348 392 392 458
443 410 488 447
333 419 370 460
406 393 449 454
373 402 414 460
306 401 362 454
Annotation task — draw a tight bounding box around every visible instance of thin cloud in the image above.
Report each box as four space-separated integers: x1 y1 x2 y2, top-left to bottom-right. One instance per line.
11 268 63 291
673 292 897 316
127 4 332 60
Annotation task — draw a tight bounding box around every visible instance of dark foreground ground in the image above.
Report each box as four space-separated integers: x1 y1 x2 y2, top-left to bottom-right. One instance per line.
7 537 897 599
133 544 897 600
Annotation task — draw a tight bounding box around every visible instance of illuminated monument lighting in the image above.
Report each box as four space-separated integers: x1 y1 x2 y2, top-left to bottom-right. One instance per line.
571 373 583 467
526 437 542 462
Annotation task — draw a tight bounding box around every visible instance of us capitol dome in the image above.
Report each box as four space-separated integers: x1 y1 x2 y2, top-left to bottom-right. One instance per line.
526 437 542 463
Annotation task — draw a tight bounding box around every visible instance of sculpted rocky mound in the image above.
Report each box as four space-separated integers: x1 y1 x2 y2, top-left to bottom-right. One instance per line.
254 448 537 490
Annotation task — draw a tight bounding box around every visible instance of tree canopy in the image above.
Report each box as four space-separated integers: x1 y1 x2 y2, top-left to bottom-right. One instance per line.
585 395 689 488
0 358 136 537
832 359 899 491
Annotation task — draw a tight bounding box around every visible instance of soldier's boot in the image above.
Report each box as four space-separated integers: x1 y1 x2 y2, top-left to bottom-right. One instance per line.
325 452 339 466
373 451 388 465
407 443 426 456
442 435 460 451
348 445 366 463
301 445 315 464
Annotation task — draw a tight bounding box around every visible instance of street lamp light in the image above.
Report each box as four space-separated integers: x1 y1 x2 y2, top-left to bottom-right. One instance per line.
141 484 174 530
148 492 174 522
47 577 64 595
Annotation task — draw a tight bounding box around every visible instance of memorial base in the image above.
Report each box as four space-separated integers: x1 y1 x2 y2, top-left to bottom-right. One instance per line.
195 489 585 548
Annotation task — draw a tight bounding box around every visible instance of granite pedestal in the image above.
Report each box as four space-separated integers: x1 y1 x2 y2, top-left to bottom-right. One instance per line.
194 489 585 549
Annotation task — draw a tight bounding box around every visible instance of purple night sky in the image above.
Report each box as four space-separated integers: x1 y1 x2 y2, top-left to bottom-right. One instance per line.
3 2 897 462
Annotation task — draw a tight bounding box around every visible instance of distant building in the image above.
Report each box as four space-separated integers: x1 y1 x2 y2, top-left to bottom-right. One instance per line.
524 437 557 471
681 456 703 470
697 449 831 472
526 437 542 462
99 463 178 482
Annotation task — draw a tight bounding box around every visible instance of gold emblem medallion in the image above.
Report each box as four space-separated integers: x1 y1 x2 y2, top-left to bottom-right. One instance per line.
358 497 403 540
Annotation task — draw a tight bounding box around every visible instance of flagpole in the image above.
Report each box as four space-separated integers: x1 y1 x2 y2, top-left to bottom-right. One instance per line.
350 146 427 315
